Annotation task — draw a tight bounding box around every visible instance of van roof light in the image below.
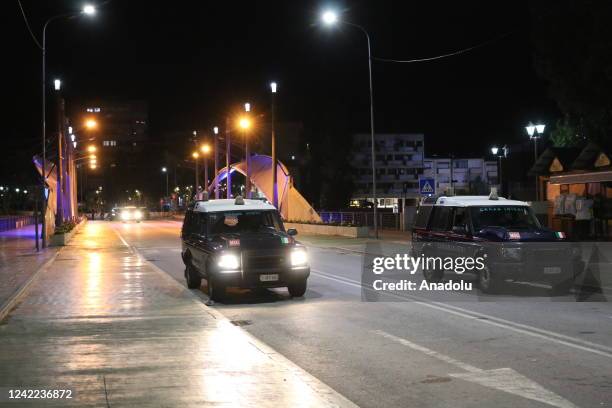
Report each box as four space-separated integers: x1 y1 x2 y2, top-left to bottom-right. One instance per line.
235 195 245 205
489 187 499 200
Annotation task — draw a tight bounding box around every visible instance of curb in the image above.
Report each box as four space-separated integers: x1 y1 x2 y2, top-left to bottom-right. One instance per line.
0 246 63 322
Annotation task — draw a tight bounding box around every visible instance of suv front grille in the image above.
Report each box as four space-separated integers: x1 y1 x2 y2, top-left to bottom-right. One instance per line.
243 251 287 272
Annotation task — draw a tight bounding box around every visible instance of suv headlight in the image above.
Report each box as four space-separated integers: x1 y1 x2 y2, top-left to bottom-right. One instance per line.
291 249 308 267
218 253 240 271
500 246 522 260
134 210 143 219
121 211 131 220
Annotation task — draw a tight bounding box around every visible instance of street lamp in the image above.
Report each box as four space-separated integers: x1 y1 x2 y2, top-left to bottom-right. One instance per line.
192 151 200 198
242 103 252 198
491 146 508 195
85 118 97 130
53 79 61 90
526 122 545 200
270 81 278 208
201 144 211 195
40 4 96 248
213 126 220 198
161 167 168 197
320 10 379 238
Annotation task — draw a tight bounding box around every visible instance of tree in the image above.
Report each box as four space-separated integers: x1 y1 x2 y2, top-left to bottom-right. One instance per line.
530 0 612 143
550 116 582 147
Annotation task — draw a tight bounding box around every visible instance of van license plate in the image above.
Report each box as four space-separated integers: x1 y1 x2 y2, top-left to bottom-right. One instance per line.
543 267 561 275
260 274 279 282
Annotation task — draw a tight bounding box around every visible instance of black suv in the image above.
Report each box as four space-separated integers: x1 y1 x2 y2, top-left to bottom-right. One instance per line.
180 197 310 300
412 194 581 294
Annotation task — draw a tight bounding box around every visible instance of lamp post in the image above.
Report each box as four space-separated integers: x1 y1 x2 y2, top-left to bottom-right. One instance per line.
491 146 508 195
40 4 96 248
526 122 545 200
321 10 378 238
270 82 278 208
161 167 168 197
213 126 219 198
226 117 232 198
201 144 211 195
243 102 251 198
192 151 200 199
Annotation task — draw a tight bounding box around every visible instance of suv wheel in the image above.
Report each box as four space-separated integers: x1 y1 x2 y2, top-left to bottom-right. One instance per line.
185 264 202 289
208 276 226 301
478 265 502 294
288 280 307 297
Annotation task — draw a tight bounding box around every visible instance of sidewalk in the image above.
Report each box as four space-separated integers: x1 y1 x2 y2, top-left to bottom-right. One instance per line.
0 221 356 407
0 224 59 318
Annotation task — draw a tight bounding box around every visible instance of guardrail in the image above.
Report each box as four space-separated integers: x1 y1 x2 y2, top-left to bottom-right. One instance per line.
318 211 401 230
0 215 36 232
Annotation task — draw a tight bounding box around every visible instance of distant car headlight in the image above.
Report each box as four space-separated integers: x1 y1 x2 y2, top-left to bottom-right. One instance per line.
500 246 522 260
291 249 308 267
134 210 143 219
218 253 240 271
121 211 131 220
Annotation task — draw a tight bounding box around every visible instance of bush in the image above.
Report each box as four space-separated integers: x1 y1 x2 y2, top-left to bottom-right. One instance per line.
54 220 78 235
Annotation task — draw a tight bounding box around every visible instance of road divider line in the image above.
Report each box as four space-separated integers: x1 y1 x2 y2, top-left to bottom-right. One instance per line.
112 227 360 408
374 330 578 408
311 269 612 359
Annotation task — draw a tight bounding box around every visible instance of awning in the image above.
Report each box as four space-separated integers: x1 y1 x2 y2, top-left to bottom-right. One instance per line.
549 170 612 184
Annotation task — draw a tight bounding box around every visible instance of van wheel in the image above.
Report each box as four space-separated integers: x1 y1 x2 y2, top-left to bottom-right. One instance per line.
185 264 201 289
288 280 307 297
478 265 502 294
208 276 226 301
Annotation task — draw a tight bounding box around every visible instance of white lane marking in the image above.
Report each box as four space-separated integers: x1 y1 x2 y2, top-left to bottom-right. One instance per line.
374 330 578 408
311 269 612 359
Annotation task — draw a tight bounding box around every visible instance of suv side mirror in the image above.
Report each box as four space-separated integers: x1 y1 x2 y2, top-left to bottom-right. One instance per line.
287 228 298 236
452 225 469 235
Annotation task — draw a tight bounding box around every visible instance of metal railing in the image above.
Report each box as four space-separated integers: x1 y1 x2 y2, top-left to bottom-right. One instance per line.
318 211 401 230
0 215 36 232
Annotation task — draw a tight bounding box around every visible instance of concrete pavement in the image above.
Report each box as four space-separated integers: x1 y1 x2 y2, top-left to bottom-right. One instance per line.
0 221 357 407
0 224 59 320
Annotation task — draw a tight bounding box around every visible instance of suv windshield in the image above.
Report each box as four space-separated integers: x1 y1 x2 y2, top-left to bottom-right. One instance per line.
470 206 540 231
207 210 284 235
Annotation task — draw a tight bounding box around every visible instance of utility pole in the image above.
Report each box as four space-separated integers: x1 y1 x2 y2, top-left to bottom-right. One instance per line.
226 117 232 198
213 126 219 199
55 87 65 226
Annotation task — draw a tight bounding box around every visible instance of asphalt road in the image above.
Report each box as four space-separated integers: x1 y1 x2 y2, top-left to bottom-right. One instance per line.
113 220 612 408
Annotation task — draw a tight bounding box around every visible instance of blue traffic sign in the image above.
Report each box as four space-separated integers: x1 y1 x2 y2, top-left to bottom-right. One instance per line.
419 178 435 195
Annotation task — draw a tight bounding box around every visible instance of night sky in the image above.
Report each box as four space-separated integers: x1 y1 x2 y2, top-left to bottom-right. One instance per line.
6 0 560 188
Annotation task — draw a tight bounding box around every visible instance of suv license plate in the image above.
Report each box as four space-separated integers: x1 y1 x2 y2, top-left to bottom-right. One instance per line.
260 274 279 282
543 267 561 275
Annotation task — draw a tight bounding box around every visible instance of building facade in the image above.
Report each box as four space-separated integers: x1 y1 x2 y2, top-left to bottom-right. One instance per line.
423 157 499 195
350 133 425 208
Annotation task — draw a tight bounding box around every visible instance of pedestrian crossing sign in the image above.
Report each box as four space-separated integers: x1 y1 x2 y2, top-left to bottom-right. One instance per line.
419 178 436 195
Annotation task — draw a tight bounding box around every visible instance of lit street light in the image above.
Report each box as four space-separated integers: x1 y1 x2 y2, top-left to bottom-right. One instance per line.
270 81 278 208
526 122 545 200
320 9 379 238
213 126 220 198
201 144 211 195
87 145 97 153
39 4 96 248
85 118 98 130
241 103 252 198
491 146 508 195
161 167 169 197
192 151 200 197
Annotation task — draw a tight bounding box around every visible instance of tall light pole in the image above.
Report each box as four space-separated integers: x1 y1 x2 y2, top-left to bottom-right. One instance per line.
201 143 211 195
321 10 379 238
40 4 96 248
270 82 278 208
243 102 251 198
491 146 508 195
526 122 545 200
161 167 168 197
213 126 219 198
226 117 232 198
192 151 200 198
